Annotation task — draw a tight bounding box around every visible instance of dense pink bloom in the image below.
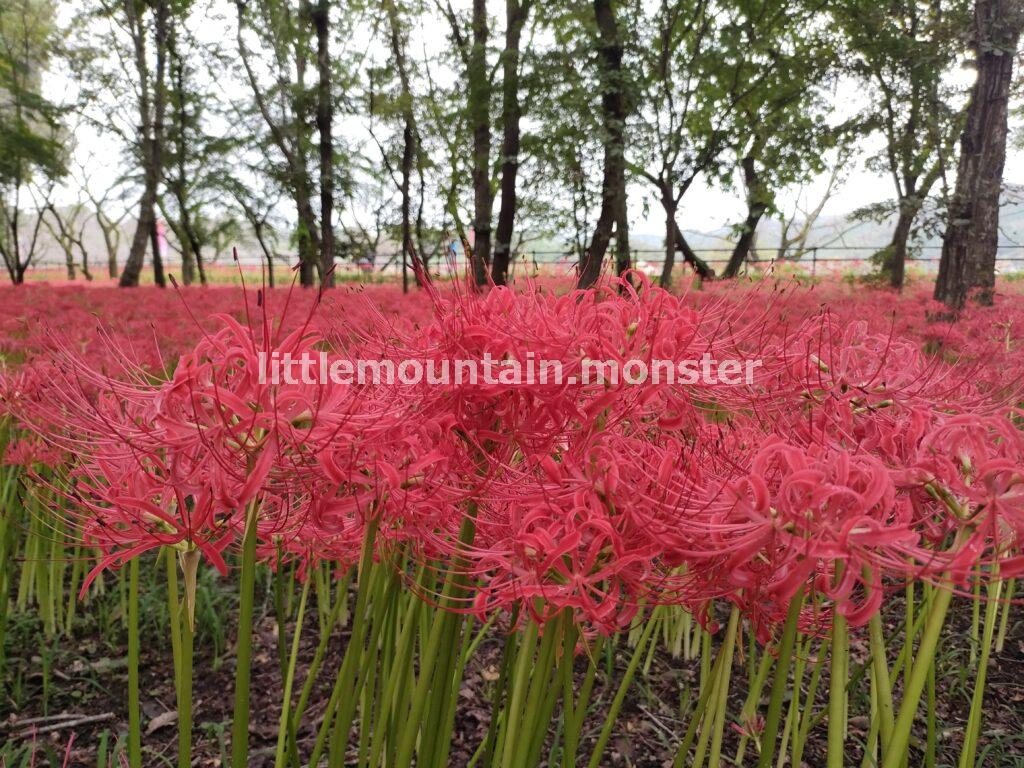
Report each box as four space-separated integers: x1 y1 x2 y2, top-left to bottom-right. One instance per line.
3 275 1024 636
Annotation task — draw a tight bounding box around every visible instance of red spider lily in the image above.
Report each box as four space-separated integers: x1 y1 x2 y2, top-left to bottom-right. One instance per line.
712 441 920 636
70 448 234 593
2 435 65 468
3 274 1024 639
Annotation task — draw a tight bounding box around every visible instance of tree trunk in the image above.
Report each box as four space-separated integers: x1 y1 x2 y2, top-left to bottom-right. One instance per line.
313 0 334 288
882 199 917 289
120 0 168 288
235 0 319 287
121 189 157 287
723 156 768 279
673 223 713 280
469 0 492 287
150 218 166 288
614 183 631 279
168 21 197 286
492 0 532 286
100 220 119 278
578 0 629 289
176 210 206 286
935 0 1024 309
657 182 713 286
660 198 676 289
296 195 319 287
384 0 421 292
80 249 93 281
416 163 429 273
400 118 414 294
250 217 275 288
180 239 196 284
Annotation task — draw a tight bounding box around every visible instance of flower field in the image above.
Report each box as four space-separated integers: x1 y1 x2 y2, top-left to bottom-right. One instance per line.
2 275 1024 767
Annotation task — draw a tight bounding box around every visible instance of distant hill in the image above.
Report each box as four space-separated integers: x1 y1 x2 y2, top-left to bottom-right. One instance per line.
628 186 1024 270
20 186 1024 274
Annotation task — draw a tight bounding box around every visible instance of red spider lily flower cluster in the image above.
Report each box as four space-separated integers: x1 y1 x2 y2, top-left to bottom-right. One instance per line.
3 275 1024 638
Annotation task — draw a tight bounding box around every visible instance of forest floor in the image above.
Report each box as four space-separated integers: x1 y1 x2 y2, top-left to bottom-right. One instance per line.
3 582 1024 768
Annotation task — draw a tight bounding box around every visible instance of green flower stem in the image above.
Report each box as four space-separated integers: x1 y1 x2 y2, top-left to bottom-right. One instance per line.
165 548 183 704
476 621 518 768
970 567 981 665
925 643 937 768
568 637 601 762
792 639 824 768
420 609 461 766
178 599 195 768
756 591 804 768
328 564 396 768
734 643 773 764
309 517 379 767
774 637 806 768
995 578 1015 653
273 576 309 768
557 615 580 767
65 545 81 636
863 668 879 768
827 611 849 768
393 510 476 768
587 615 658 768
958 575 1002 768
435 612 478 768
700 626 712 690
291 569 349 744
519 618 563 768
869 610 895 754
707 607 741 768
127 556 141 768
392 593 458 768
673 630 730 768
904 579 915 688
692 618 733 768
881 579 954 768
0 467 15 679
498 620 538 768
231 498 260 768
368 574 424 768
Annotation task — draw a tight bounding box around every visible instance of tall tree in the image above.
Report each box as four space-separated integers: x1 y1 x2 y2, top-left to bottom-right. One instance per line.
631 0 827 286
468 0 492 286
524 27 604 266
163 11 209 285
491 0 534 286
235 0 322 286
382 0 421 292
44 200 93 280
223 176 283 287
720 96 840 278
577 0 631 288
0 0 64 284
311 0 334 286
835 0 969 288
435 0 495 285
630 0 716 287
717 12 838 279
82 175 130 278
117 0 170 287
934 0 1024 308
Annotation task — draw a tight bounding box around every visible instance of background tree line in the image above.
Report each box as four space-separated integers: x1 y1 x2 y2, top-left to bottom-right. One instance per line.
1 0 1022 310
